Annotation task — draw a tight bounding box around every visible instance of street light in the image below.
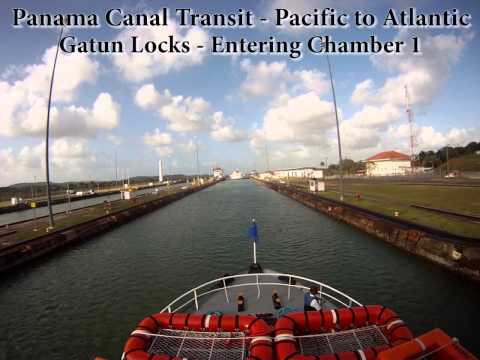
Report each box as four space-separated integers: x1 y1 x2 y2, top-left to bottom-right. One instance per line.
45 26 65 228
325 53 345 201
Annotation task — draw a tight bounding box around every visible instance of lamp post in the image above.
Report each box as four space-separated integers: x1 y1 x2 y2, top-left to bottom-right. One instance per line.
325 53 344 201
45 26 64 228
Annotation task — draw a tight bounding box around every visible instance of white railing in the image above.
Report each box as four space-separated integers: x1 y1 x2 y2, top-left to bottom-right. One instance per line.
160 273 362 313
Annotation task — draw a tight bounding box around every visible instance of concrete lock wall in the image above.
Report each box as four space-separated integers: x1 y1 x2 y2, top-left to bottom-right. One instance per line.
257 180 480 283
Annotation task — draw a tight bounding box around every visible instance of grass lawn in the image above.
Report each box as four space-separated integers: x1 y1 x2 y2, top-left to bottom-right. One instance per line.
340 183 480 216
281 178 480 239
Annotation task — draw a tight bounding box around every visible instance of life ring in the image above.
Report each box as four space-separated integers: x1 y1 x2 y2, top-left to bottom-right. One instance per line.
123 313 273 360
376 328 478 360
274 305 413 360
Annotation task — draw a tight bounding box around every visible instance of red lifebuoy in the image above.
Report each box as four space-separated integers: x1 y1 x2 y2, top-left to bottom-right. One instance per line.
377 328 478 360
274 305 413 360
123 313 272 360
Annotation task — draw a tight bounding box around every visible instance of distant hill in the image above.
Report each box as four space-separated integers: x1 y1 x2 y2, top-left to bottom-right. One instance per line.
440 152 480 172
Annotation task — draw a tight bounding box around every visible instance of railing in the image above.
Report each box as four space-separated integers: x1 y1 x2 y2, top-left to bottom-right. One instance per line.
160 273 362 313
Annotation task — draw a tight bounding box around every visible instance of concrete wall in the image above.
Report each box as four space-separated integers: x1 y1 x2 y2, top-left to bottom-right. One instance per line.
258 180 480 283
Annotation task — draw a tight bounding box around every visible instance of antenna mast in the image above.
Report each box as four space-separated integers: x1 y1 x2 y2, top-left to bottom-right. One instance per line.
405 85 416 174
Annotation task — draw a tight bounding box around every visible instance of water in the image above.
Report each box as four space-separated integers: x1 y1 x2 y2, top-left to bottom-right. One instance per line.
0 180 477 359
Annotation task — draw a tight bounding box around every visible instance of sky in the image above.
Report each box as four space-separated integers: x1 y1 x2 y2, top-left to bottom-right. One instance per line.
0 0 479 186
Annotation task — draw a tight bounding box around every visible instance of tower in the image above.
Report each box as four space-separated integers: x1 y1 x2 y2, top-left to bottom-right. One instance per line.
158 159 164 183
405 85 416 173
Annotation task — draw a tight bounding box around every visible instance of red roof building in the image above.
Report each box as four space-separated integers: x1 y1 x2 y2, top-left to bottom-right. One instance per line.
367 151 410 162
366 151 411 176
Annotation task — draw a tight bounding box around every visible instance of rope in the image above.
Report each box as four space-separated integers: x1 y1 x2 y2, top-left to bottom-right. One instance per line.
132 329 260 341
413 338 458 360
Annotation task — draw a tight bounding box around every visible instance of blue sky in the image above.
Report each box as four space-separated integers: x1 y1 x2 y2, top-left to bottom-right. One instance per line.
0 0 479 185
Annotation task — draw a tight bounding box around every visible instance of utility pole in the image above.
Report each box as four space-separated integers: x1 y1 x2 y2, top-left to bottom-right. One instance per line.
446 146 450 174
114 150 118 188
31 176 38 231
45 27 64 228
195 139 200 182
265 144 270 171
325 54 344 201
66 183 71 214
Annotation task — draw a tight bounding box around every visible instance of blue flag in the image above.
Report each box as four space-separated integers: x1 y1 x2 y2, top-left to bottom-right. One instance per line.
248 221 259 243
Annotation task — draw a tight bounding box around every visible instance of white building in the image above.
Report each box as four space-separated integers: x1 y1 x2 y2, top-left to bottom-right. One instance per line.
213 167 224 179
273 167 323 179
257 171 273 180
366 151 412 176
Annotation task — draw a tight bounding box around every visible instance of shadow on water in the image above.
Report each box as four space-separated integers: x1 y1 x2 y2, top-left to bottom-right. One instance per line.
0 180 477 359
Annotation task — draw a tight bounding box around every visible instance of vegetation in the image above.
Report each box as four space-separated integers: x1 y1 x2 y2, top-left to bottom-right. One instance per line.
320 190 480 239
326 158 365 176
417 141 480 169
437 153 480 172
281 178 480 239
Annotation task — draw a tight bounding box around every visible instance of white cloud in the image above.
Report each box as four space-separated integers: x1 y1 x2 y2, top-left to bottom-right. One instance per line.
143 128 174 156
210 112 246 142
238 59 329 98
135 84 210 133
0 139 96 186
112 17 208 82
261 92 335 145
0 46 118 139
386 124 478 153
107 134 123 146
91 93 121 130
239 59 288 97
342 31 473 153
0 92 120 138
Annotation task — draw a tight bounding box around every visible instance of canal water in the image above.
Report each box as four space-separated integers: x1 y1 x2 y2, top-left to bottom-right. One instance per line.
0 180 477 359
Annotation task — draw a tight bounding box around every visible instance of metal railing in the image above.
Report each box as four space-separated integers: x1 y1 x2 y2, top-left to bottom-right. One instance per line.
160 273 362 313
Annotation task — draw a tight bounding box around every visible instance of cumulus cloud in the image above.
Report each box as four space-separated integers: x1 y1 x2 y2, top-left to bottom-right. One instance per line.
112 17 208 82
0 92 120 138
0 46 119 138
143 128 174 156
135 85 246 144
0 139 96 186
135 84 210 132
386 124 478 153
259 92 335 145
239 59 329 97
342 31 474 154
210 112 246 142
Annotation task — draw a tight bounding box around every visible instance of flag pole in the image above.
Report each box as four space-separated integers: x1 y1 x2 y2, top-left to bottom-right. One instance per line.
252 218 257 264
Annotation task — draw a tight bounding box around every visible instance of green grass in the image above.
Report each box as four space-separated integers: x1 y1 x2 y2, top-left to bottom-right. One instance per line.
341 183 480 216
280 178 480 239
320 191 480 239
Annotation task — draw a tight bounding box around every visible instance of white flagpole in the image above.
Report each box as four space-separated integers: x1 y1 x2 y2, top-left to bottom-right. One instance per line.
252 218 257 264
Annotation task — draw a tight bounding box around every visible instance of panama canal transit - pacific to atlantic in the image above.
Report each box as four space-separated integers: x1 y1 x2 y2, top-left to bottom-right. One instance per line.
12 7 470 56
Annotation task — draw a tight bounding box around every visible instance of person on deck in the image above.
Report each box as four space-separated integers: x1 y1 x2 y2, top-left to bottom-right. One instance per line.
304 285 322 311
